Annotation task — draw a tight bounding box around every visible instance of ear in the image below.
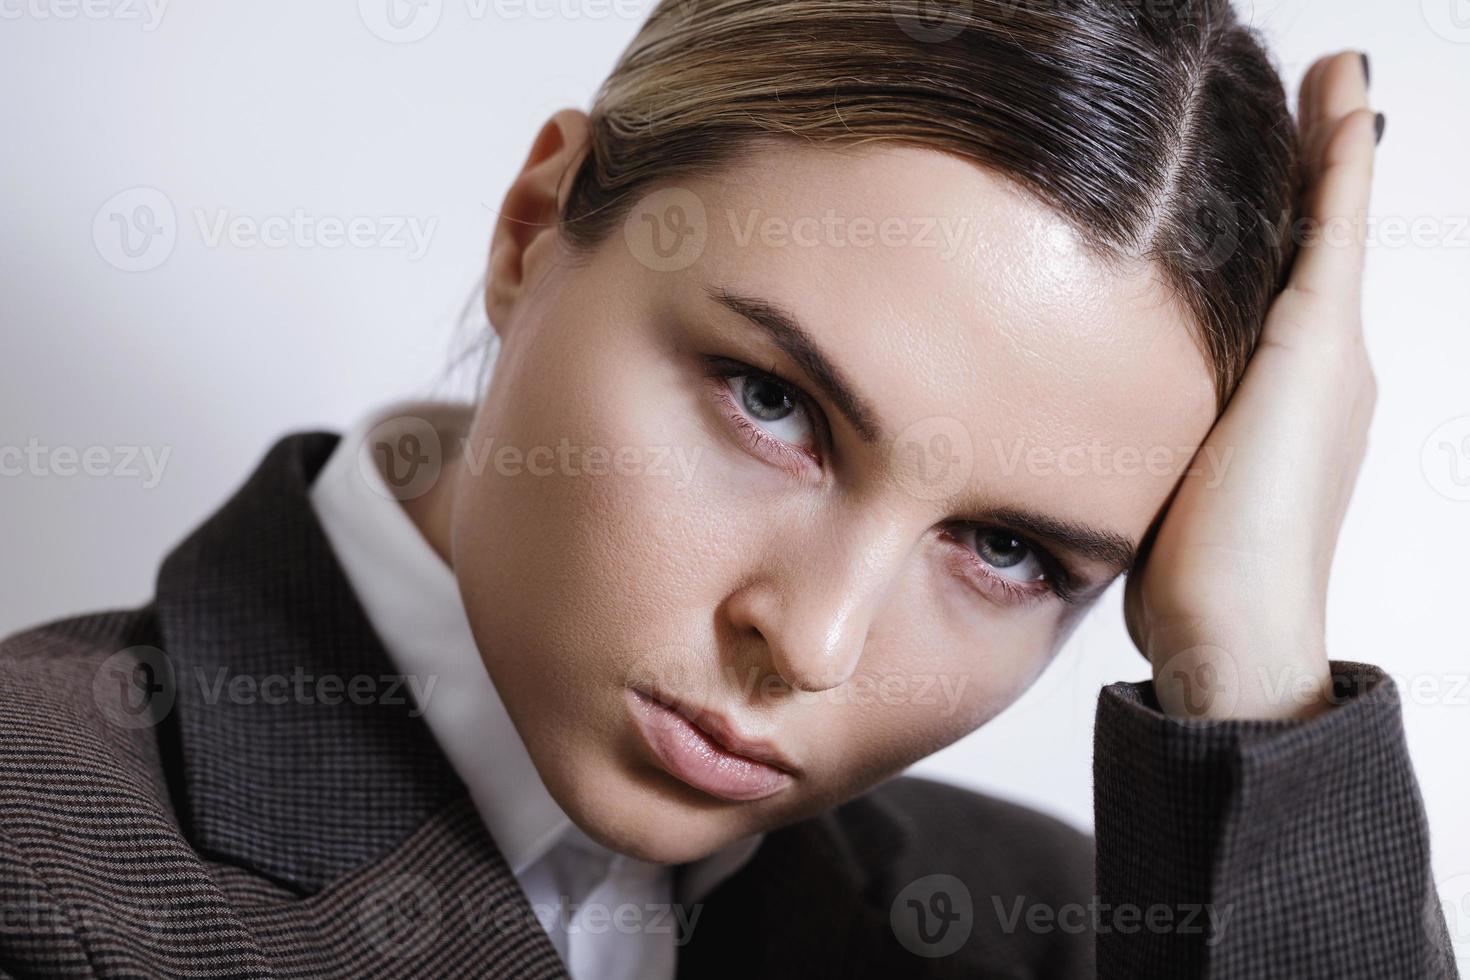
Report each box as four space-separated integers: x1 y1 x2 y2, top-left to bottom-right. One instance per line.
485 108 592 333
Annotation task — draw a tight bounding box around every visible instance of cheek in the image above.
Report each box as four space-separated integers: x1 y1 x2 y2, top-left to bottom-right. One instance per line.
805 582 1064 788
450 333 749 697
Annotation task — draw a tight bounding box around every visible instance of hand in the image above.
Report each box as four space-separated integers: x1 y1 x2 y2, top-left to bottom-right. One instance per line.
1121 51 1382 721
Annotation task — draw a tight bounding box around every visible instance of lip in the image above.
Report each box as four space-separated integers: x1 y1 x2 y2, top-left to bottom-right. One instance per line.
625 687 797 802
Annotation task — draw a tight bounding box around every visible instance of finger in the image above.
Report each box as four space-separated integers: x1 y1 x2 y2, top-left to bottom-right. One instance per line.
1287 108 1379 302
1303 51 1370 176
1296 54 1336 141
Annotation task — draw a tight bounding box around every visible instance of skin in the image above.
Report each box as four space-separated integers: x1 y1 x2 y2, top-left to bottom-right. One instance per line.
405 51 1377 864
1124 51 1379 720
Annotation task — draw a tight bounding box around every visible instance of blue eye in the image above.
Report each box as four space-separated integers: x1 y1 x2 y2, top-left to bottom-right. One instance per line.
737 374 795 421
940 523 1070 607
969 528 1047 584
724 373 817 449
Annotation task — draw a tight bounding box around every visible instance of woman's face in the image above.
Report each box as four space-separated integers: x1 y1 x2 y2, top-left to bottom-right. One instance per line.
442 126 1218 863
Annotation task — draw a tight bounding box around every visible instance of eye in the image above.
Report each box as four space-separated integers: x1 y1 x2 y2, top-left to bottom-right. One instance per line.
724 373 816 448
702 356 824 474
967 527 1047 584
942 523 1076 606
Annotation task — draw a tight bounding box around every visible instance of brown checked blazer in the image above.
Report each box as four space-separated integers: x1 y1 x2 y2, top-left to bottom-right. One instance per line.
0 431 1458 978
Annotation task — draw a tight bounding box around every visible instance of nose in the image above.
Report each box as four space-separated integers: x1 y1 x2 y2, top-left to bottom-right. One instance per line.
722 514 906 693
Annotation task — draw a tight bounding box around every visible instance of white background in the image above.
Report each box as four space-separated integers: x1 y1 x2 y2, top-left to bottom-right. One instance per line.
3 0 1467 966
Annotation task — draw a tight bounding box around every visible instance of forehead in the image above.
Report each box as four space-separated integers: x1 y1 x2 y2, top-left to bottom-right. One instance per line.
680 141 1219 535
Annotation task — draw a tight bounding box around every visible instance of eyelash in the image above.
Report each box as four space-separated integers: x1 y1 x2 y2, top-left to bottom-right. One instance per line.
702 356 826 477
939 526 1078 607
700 354 1079 607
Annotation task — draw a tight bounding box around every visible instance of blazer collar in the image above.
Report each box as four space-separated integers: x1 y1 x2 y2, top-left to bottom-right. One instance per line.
154 430 467 892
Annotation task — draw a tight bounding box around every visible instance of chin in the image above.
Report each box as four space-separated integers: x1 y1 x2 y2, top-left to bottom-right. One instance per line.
541 751 768 865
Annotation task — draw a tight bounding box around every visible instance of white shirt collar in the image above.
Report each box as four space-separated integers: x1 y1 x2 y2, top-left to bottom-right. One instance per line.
308 399 762 899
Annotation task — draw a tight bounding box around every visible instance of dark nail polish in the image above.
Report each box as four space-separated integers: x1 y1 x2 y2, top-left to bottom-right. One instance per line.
1360 52 1371 88
1374 112 1386 145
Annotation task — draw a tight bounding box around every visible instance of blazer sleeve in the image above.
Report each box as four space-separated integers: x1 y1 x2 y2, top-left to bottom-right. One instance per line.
1091 660 1458 979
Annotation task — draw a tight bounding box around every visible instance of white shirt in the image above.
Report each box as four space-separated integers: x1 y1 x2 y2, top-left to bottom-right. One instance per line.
308 399 763 980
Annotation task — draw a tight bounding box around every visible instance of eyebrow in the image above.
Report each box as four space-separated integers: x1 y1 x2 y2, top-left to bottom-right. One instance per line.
704 284 884 443
985 505 1138 576
703 283 1138 577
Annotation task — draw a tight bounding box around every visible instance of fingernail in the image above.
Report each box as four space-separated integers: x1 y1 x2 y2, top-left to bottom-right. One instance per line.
1374 112 1386 145
1360 52 1371 88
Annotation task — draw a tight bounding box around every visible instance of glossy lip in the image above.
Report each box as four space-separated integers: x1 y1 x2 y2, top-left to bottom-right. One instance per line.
625 687 799 802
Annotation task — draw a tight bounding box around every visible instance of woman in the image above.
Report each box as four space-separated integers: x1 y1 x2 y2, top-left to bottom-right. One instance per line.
0 0 1453 977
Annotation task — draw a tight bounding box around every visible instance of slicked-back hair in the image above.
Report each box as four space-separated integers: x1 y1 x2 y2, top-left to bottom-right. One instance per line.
555 0 1300 413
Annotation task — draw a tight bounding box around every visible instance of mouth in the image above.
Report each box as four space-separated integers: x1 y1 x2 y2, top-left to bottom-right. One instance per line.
625 687 798 802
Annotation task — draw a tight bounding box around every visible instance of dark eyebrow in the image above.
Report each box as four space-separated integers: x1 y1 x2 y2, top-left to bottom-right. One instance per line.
703 284 1136 577
704 284 884 444
986 505 1138 576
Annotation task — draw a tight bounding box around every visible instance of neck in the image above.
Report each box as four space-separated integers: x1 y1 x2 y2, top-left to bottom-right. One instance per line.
399 431 460 572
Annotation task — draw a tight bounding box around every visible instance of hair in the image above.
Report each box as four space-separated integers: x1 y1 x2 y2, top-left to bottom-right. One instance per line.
536 0 1301 415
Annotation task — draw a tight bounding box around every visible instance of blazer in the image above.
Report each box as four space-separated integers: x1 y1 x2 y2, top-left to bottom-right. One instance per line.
0 431 1457 979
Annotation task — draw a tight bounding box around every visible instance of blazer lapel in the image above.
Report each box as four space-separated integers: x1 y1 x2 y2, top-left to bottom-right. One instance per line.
153 430 472 890
239 796 571 978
